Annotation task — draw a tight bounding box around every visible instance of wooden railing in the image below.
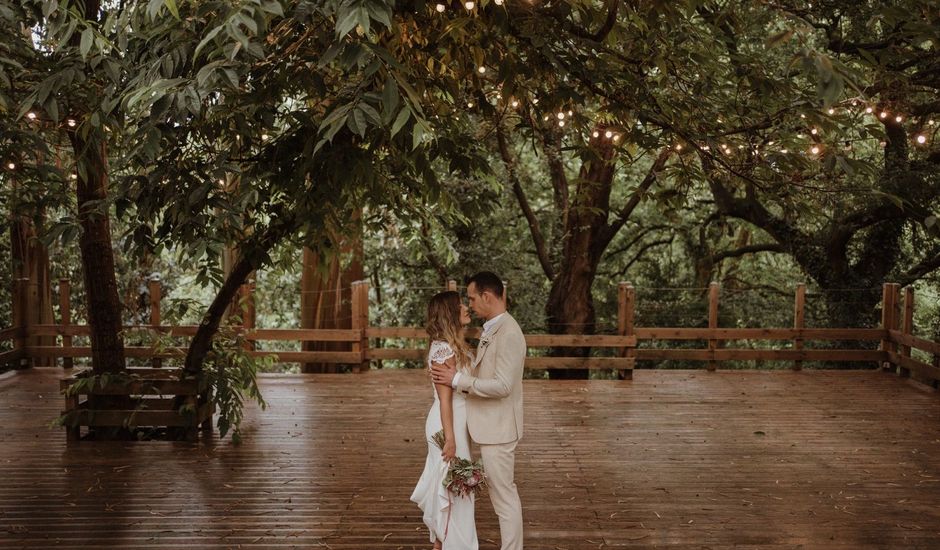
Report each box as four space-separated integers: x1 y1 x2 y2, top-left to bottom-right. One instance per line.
2 279 939 382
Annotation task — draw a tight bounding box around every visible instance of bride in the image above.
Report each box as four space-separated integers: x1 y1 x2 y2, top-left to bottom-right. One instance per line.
411 290 479 549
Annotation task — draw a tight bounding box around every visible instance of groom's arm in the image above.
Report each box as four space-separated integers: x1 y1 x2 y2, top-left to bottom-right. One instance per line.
455 328 525 399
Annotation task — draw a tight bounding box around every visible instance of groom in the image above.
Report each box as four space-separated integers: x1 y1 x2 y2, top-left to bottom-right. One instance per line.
431 271 525 549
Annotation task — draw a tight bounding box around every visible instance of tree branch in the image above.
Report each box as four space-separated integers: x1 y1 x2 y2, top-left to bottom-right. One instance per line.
711 243 785 263
497 125 555 280
603 148 672 245
897 247 940 288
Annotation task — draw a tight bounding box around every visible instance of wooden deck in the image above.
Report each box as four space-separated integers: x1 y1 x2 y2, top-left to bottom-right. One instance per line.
2 368 940 549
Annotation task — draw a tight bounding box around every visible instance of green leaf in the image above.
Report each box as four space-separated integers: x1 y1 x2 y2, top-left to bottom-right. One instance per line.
164 0 179 19
381 76 399 123
80 27 93 59
390 106 410 138
194 25 224 59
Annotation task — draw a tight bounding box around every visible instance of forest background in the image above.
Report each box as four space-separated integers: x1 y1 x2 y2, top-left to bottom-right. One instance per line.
1 0 938 378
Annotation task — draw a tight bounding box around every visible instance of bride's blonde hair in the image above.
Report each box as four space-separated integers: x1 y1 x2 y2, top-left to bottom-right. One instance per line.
426 291 472 371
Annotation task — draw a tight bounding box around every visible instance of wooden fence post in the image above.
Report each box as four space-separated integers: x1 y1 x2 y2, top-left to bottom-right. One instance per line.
13 278 29 368
59 279 72 369
708 282 720 371
149 279 162 368
880 283 899 371
793 283 806 371
241 282 256 351
447 279 457 292
351 280 370 373
618 282 635 380
899 286 914 378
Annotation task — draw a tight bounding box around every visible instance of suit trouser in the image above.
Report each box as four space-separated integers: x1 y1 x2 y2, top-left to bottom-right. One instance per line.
480 439 523 549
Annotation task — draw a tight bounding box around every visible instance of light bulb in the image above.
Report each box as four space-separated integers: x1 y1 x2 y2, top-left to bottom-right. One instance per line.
800 114 806 119
895 115 902 122
261 134 269 140
467 101 474 108
865 107 873 113
592 131 599 138
567 110 573 117
780 149 789 154
6 162 14 169
810 128 818 135
70 173 77 180
532 98 539 105
510 100 519 108
494 0 503 4
612 134 620 142
604 130 613 138
702 146 710 151
67 119 77 127
543 115 549 121
675 144 682 151
558 120 565 127
464 1 474 9
916 135 927 144
435 3 445 11
26 112 36 120
879 111 888 119
929 120 936 126
810 146 820 155
557 112 565 120
797 133 805 139
477 66 486 74
827 108 835 115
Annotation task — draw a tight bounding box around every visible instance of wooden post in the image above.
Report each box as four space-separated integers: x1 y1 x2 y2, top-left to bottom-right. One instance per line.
617 282 635 380
899 286 914 378
149 279 162 368
880 283 899 371
59 279 73 369
793 283 805 371
351 280 370 373
707 282 720 372
447 279 457 292
13 278 29 368
241 282 256 351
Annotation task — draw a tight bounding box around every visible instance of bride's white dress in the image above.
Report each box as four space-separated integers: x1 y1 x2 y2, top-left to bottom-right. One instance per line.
410 340 478 549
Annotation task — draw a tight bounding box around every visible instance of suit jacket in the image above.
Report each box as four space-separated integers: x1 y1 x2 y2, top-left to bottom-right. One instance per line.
455 312 526 445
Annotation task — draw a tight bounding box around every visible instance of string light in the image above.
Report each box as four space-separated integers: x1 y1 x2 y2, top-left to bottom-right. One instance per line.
435 3 445 11
916 135 927 144
532 98 539 105
510 100 519 108
67 119 77 127
879 111 888 119
604 130 613 139
494 0 503 4
567 110 573 117
929 120 936 126
780 149 789 154
810 146 820 155
464 1 474 9
894 115 902 123
467 101 474 108
557 112 565 120
592 131 599 138
810 128 818 135
558 120 565 127
827 108 835 115
865 107 873 114
675 144 683 151
70 173 78 180
26 112 36 120
261 134 269 141
477 66 486 74
612 134 620 142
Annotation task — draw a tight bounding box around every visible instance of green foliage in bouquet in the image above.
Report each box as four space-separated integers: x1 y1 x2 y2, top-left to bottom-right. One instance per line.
430 429 486 498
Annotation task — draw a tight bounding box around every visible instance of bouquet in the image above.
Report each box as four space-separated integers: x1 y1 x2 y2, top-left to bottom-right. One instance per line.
431 430 487 498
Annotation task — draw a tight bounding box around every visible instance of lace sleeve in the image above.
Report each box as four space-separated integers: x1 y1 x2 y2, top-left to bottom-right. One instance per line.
428 340 456 366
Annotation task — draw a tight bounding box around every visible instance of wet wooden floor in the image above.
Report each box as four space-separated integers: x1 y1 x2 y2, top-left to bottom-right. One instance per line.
2 367 940 549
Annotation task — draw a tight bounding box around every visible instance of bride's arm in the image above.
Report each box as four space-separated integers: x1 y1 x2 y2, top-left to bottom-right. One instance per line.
434 355 458 461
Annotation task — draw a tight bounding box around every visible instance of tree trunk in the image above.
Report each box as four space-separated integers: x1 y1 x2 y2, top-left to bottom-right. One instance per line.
300 217 363 373
545 141 618 380
68 131 126 375
184 213 297 375
11 209 55 366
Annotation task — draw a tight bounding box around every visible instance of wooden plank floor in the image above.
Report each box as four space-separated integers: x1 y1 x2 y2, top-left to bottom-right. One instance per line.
2 368 940 549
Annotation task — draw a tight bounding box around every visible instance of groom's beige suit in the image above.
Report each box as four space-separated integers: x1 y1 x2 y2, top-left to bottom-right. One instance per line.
454 312 525 549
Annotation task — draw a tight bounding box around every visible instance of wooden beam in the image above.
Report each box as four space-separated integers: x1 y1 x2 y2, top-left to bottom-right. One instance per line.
149 279 162 369
899 287 914 378
350 281 370 373
59 279 72 369
793 283 805 371
634 328 885 341
524 357 635 370
708 282 720 371
887 351 940 384
635 348 886 362
618 282 635 380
